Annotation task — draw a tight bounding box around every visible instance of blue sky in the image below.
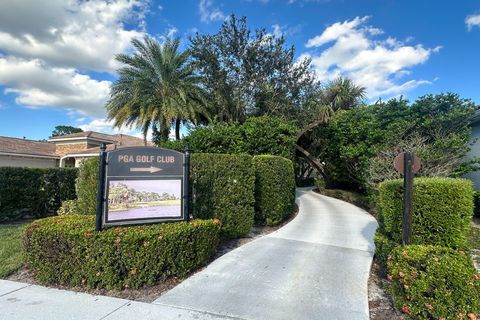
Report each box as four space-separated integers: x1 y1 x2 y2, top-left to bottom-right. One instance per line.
0 0 479 140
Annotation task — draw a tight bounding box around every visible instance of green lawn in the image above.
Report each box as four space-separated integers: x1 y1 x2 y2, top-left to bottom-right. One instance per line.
0 222 27 278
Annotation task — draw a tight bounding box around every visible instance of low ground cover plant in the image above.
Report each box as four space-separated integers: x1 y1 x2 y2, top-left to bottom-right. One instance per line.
0 167 77 221
23 215 221 289
387 245 480 319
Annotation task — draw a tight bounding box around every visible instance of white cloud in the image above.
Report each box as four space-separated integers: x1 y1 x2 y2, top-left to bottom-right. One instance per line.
0 0 146 73
272 24 283 38
199 0 225 23
303 16 438 98
268 24 301 40
0 57 110 117
466 13 480 31
0 0 150 120
166 27 178 38
78 118 176 140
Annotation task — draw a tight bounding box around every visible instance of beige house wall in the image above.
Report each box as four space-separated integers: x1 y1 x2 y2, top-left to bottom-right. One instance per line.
0 154 58 168
55 142 89 155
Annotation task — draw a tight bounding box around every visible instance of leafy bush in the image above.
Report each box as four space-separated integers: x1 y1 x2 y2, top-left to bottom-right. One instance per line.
23 215 221 289
0 167 77 221
374 231 399 265
387 245 480 319
57 200 80 216
314 178 326 190
76 157 99 215
191 153 255 237
378 177 473 248
158 116 298 161
253 155 295 225
317 93 476 192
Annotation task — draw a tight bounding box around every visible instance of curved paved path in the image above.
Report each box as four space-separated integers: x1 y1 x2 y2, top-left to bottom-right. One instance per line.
153 188 378 320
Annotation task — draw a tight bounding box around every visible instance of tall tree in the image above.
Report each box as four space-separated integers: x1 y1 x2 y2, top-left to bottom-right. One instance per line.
51 125 83 137
189 15 317 123
106 37 207 143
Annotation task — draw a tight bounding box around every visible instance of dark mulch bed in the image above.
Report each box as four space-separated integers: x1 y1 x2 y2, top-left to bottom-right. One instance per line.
7 205 299 302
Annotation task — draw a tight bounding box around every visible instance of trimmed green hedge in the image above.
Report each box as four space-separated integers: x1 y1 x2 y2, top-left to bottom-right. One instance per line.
75 153 298 237
159 116 298 161
76 157 99 215
0 167 77 221
378 178 474 248
23 215 221 289
387 245 480 319
191 153 255 237
253 155 295 225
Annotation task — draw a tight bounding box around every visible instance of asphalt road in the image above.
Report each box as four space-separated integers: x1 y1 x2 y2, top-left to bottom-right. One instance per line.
154 188 378 320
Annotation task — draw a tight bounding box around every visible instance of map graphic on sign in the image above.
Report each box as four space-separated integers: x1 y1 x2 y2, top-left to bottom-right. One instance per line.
107 180 181 221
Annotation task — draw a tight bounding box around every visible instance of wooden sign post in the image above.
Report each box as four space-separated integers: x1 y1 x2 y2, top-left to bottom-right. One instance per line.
394 152 421 245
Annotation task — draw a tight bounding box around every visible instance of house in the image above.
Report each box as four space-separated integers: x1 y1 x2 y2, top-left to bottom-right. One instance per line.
0 131 149 168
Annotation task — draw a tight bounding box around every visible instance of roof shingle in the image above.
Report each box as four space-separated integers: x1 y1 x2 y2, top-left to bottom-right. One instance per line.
0 136 58 157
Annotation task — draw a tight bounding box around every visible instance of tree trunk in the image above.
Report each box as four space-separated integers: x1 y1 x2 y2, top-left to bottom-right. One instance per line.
296 144 327 179
175 119 181 140
296 119 325 143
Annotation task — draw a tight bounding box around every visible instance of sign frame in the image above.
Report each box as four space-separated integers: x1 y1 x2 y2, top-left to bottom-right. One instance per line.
95 144 190 231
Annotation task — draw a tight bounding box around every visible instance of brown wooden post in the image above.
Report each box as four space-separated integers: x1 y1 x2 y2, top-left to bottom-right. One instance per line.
402 152 414 245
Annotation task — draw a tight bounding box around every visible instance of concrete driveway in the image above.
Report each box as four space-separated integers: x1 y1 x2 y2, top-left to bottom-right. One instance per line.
154 188 378 320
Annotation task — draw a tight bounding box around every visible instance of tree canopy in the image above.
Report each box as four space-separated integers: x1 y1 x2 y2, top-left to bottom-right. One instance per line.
51 125 83 137
189 15 318 123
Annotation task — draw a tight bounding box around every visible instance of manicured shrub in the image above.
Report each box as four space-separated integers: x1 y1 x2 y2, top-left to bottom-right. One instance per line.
253 155 295 225
387 245 480 319
0 167 77 221
158 116 298 161
23 215 221 289
378 177 474 248
74 154 256 238
76 157 99 215
191 153 255 237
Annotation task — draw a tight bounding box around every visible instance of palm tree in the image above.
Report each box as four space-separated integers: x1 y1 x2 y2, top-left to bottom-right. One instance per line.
317 76 367 123
106 37 208 144
296 77 366 179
